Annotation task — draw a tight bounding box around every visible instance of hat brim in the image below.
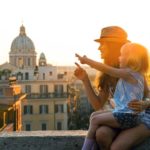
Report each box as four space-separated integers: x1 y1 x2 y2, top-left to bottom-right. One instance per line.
94 37 129 43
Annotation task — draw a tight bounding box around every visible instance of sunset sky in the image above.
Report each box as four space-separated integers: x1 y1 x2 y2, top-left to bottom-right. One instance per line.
0 0 150 66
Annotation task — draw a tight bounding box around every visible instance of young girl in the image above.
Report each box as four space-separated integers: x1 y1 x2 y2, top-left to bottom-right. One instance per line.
75 42 149 150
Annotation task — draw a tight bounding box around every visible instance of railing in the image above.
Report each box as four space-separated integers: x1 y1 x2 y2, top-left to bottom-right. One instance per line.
26 92 68 99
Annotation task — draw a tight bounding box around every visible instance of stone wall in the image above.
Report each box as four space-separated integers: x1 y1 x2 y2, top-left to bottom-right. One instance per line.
0 130 150 150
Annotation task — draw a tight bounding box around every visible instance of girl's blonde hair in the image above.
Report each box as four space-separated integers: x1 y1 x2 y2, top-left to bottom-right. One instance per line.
121 42 149 73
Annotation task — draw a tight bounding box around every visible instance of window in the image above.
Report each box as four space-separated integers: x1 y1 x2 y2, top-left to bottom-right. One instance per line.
57 122 62 130
57 74 63 79
25 72 29 80
49 72 53 76
17 72 23 80
41 123 47 130
24 105 33 114
27 58 31 66
64 71 67 75
26 124 31 131
0 88 3 96
55 104 64 113
18 58 23 68
40 85 48 94
25 85 31 93
54 84 63 97
43 73 45 80
39 105 48 114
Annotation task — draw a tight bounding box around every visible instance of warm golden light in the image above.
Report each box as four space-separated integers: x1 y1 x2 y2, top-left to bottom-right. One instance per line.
0 0 150 66
10 85 21 95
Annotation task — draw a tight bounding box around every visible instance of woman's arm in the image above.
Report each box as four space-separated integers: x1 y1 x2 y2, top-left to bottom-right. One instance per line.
128 77 150 112
128 99 150 112
74 63 108 110
128 100 149 112
109 98 116 109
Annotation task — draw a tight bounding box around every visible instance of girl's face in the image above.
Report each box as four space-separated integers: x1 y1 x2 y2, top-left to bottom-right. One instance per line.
119 48 128 68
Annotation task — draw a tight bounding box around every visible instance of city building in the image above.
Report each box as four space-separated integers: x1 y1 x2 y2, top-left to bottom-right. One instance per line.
0 25 97 131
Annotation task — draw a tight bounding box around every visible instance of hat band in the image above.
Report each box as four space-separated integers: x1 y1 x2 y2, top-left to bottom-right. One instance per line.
95 37 128 42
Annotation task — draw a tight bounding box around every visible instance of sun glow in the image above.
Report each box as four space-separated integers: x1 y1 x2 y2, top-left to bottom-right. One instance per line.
0 0 150 66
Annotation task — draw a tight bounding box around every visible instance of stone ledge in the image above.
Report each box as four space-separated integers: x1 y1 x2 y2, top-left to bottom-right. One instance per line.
0 130 87 150
0 130 150 150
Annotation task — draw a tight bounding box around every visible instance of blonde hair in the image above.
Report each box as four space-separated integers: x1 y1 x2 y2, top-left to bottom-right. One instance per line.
121 42 149 73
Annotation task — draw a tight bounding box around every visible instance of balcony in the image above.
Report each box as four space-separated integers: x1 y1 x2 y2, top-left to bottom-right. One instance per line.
26 92 68 99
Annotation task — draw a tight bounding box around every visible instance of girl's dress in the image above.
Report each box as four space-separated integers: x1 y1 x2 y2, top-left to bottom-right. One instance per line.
113 69 144 129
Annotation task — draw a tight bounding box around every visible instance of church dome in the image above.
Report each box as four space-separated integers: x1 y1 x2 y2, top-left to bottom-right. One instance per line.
40 52 46 59
10 25 35 53
39 52 47 66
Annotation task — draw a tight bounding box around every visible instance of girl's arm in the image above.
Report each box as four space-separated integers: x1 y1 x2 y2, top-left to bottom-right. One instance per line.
75 53 135 82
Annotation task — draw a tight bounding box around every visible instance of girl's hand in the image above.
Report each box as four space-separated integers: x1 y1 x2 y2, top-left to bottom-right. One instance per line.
74 62 88 81
75 53 88 64
128 100 145 112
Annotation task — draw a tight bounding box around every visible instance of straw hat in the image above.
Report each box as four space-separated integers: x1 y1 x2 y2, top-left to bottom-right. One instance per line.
95 26 129 42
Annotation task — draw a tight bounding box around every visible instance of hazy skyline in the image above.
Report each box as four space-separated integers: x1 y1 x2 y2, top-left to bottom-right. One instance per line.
0 0 150 66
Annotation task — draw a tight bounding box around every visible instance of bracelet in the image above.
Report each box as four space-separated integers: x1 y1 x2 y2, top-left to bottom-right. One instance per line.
142 100 150 109
141 101 145 110
145 98 150 101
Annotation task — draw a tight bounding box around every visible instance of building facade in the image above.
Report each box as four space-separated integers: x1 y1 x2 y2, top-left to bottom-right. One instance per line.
0 25 96 131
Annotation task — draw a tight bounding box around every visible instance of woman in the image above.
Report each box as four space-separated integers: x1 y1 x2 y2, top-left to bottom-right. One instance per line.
74 26 150 150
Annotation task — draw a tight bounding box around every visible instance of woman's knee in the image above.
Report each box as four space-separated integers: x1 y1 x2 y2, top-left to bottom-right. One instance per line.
89 112 99 125
90 111 98 119
96 126 115 143
95 126 116 149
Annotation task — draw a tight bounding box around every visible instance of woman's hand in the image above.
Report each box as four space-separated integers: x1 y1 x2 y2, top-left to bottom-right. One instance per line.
109 98 116 109
128 100 145 112
74 62 88 81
